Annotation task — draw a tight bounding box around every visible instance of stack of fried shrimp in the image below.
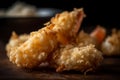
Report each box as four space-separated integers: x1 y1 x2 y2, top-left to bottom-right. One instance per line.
6 8 103 73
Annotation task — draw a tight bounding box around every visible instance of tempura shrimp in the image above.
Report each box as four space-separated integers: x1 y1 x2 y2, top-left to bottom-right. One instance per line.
6 8 85 68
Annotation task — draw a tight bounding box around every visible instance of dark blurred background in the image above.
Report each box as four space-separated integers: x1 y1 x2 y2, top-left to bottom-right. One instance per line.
0 0 120 43
0 0 120 27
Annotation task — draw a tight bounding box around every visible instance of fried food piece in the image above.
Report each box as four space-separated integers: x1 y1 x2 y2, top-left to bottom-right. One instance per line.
76 25 106 48
50 8 85 44
6 32 29 57
101 29 120 56
6 8 85 68
49 44 103 72
76 30 97 46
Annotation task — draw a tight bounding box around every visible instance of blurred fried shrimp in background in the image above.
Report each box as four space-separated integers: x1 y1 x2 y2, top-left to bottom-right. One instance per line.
101 29 120 56
90 25 106 45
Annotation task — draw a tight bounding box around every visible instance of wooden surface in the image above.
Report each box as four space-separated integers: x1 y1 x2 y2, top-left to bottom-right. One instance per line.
0 41 120 80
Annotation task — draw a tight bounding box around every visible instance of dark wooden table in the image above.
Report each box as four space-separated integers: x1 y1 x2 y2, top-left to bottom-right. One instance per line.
0 41 120 80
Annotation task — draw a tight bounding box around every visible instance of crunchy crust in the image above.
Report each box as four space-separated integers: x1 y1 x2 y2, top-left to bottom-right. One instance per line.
49 44 103 72
6 32 29 57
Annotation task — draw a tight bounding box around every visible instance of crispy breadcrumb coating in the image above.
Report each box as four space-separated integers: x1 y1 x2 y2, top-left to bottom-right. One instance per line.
49 44 103 72
6 32 29 57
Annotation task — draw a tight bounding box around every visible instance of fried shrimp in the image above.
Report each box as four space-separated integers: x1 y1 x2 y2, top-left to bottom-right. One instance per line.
6 8 85 68
101 29 120 56
49 44 103 72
